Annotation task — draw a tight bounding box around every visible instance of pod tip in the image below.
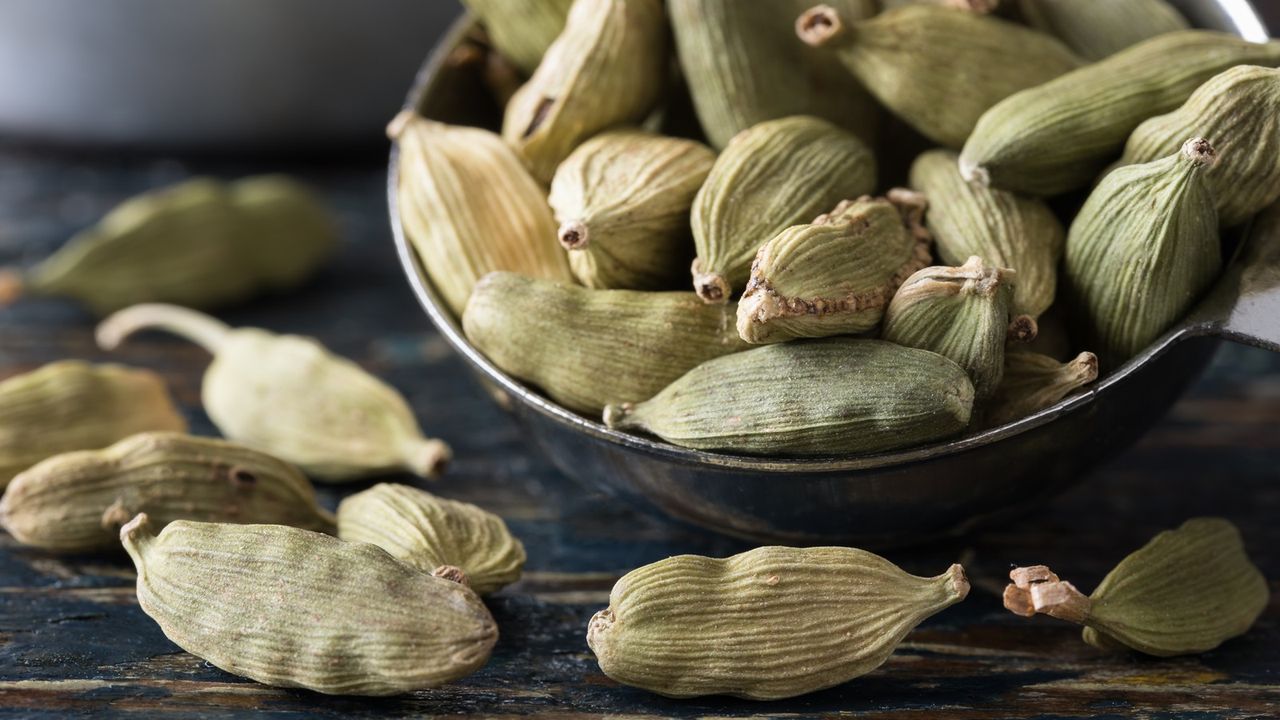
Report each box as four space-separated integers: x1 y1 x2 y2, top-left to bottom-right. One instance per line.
558 220 590 250
432 564 471 587
602 403 634 429
797 5 845 47
386 110 416 140
692 260 731 304
408 437 452 480
958 156 990 187
1182 137 1218 168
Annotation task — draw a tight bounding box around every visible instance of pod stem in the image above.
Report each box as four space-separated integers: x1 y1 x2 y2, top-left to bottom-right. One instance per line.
945 563 972 601
558 220 591 250
796 5 848 48
691 259 731 305
96 303 232 354
1008 315 1039 344
403 437 452 480
1181 137 1218 169
119 512 157 563
1003 565 1092 625
602 403 635 429
0 269 24 307
432 564 471 587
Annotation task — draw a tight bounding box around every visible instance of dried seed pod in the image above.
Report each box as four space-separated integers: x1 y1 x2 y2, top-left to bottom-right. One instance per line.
390 112 572 316
338 483 525 595
798 4 1080 149
983 351 1098 426
960 32 1280 196
1017 0 1188 61
0 177 336 316
880 0 999 11
587 546 970 699
0 361 187 489
605 339 974 456
1004 518 1268 657
668 0 878 150
1064 139 1221 365
463 272 750 415
909 149 1064 318
96 304 450 482
736 193 933 344
460 0 575 75
121 514 498 695
502 0 667 183
691 116 876 304
1122 65 1280 227
549 130 715 290
0 432 334 554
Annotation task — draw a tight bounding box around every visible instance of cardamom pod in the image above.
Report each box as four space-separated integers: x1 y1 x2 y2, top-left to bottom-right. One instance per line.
1004 518 1268 657
1064 139 1221 365
121 514 498 695
880 0 999 11
960 31 1280 196
0 361 187 489
1017 0 1188 61
736 192 933 344
460 0 575 75
463 272 749 415
604 339 974 456
95 304 451 481
587 546 969 699
909 149 1064 318
669 0 878 150
390 111 573 316
691 116 876 304
502 0 667 183
797 4 1080 150
337 483 525 595
549 130 715 290
983 351 1098 426
0 177 336 316
1121 65 1280 228
0 432 334 554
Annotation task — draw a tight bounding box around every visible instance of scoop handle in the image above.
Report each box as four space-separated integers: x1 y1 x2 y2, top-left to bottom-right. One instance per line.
1187 202 1280 353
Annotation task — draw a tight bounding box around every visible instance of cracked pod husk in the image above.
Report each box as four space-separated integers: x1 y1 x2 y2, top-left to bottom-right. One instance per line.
0 176 336 316
669 0 878 150
691 116 876 304
587 546 969 699
909 149 1064 318
797 4 1079 150
0 432 334 554
549 130 714 290
460 0 574 75
1003 518 1268 657
604 338 974 456
121 514 497 695
959 31 1280 196
338 483 525 595
1064 139 1221 366
501 0 667 183
0 361 187 489
463 272 750 415
390 112 572 316
96 304 451 482
1017 0 1188 61
736 192 933 344
1122 65 1280 228
983 351 1098 426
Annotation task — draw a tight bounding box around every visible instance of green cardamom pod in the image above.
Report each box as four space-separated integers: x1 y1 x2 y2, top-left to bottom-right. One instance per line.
959 31 1280 196
501 0 667 183
881 0 999 11
1004 518 1268 657
460 0 575 75
587 546 970 699
0 432 334 554
604 338 974 456
691 116 876 304
0 177 336 316
95 304 451 482
1121 65 1280 228
797 4 1080 150
0 361 187 489
669 0 878 150
983 350 1098 426
390 111 573 316
121 514 498 695
909 149 1064 318
1017 0 1188 61
1064 139 1221 365
338 483 525 595
736 192 933 344
463 272 749 415
549 130 715 290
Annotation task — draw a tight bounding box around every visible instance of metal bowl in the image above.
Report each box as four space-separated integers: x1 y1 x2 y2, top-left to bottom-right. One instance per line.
389 1 1280 545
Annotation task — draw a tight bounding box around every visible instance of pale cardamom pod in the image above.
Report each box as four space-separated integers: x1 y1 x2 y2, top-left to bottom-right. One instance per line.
1004 518 1268 657
460 0 574 75
691 116 876 303
0 361 187 489
983 351 1098 426
1017 0 1188 61
463 272 749 415
587 546 969 699
960 31 1280 196
95 304 451 481
390 112 572 316
736 192 933 344
798 4 1080 150
604 339 974 455
549 130 714 290
0 432 334 554
338 483 525 595
121 514 498 695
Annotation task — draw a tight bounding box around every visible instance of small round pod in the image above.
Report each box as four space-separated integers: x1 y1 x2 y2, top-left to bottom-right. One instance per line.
982 351 1099 427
